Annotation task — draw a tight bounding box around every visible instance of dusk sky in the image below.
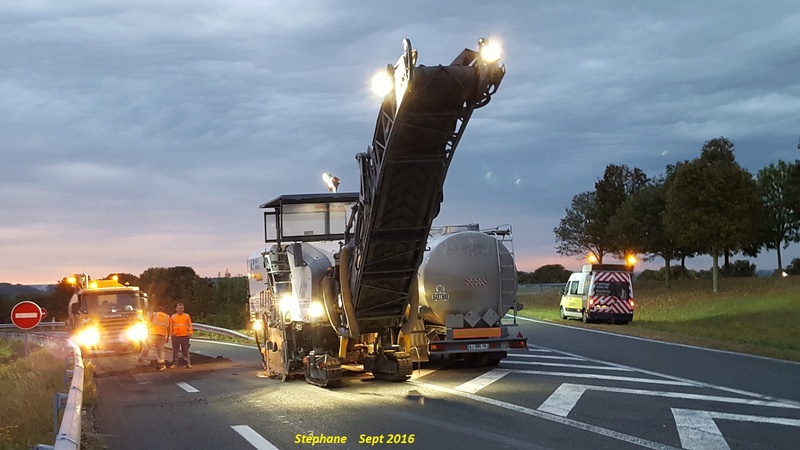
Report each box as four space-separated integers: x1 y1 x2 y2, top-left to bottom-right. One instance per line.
2 1 799 284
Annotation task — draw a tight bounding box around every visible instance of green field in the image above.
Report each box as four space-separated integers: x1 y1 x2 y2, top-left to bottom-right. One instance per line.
516 276 800 362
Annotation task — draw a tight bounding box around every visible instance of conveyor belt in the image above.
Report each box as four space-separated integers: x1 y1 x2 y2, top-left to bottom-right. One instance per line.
348 40 504 333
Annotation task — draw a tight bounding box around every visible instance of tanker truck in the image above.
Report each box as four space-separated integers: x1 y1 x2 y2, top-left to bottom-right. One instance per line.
66 273 150 355
403 224 526 367
246 37 519 387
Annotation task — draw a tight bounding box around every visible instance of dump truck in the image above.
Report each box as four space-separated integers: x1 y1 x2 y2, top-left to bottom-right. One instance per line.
67 274 149 354
246 37 524 387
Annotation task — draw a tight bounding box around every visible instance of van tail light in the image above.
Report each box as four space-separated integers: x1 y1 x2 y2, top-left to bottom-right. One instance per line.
629 299 635 308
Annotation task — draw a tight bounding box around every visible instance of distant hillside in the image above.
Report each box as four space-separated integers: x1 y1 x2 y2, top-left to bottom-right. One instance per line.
0 283 42 298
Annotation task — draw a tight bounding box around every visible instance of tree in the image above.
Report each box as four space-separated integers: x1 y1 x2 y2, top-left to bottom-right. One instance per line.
610 178 680 288
665 137 763 292
786 258 800 276
593 164 649 258
554 164 648 264
752 160 800 271
139 266 202 311
530 264 573 283
554 191 609 262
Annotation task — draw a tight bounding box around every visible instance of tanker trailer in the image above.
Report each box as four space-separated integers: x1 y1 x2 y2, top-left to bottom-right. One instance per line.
400 224 527 366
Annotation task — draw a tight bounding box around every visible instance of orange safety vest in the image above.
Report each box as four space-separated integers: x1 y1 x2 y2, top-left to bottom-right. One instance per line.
170 312 193 337
148 311 170 337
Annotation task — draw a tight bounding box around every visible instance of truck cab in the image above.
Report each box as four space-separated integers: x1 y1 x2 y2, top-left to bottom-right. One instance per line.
559 264 634 324
67 275 149 354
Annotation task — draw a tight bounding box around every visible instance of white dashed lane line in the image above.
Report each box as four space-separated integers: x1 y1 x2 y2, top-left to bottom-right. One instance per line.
231 425 280 450
176 381 199 393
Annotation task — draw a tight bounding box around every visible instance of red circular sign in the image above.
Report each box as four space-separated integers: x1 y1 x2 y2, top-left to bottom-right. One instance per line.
10 301 43 330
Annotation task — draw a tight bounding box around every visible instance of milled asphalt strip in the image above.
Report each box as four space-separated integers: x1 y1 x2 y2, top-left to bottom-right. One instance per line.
412 380 681 450
231 425 280 450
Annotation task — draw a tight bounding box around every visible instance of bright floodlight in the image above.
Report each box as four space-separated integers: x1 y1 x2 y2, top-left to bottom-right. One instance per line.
479 38 502 63
371 70 394 97
322 173 340 192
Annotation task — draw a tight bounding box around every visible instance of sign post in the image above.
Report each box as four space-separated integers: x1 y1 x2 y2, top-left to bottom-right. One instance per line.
10 301 43 356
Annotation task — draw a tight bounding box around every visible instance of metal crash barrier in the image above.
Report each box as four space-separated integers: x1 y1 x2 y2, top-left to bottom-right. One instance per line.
0 331 83 450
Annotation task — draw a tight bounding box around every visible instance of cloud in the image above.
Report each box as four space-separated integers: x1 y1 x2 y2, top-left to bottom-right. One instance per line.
2 1 800 283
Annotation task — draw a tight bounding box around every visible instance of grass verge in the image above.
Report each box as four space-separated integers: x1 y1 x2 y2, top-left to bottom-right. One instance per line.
516 276 800 363
0 339 102 449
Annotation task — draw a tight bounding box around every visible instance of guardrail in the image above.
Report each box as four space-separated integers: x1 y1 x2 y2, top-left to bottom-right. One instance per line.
193 323 255 341
0 321 65 329
0 332 83 450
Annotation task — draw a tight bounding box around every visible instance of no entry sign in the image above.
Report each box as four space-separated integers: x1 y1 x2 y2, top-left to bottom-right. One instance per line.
10 301 43 330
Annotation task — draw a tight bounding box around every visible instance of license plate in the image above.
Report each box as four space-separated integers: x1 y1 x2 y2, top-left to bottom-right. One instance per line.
467 343 490 350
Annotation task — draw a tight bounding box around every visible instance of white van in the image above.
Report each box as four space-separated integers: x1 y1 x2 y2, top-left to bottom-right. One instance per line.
559 264 634 324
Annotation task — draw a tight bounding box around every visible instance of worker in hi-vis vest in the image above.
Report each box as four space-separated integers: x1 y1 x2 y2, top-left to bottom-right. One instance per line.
169 303 193 368
139 305 170 371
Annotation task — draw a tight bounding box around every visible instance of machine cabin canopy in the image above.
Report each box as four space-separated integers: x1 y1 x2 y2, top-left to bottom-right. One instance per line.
260 192 358 245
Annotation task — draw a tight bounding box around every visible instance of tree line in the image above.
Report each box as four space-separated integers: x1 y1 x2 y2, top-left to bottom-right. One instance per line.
553 137 800 291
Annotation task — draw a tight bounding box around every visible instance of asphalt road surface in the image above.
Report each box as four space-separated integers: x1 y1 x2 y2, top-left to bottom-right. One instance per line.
92 320 800 449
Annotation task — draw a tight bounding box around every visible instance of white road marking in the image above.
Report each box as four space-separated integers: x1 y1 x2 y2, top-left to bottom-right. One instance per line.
455 369 511 393
538 383 800 418
671 408 800 450
413 380 681 450
503 360 633 371
529 344 800 406
176 382 199 393
538 383 590 417
231 425 280 450
512 354 585 361
517 316 800 367
511 370 694 386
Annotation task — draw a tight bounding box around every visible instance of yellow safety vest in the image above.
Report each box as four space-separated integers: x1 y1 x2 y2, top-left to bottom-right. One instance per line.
149 311 170 337
170 313 193 337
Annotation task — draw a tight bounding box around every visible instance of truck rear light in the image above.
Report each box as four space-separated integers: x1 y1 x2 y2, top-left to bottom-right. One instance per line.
430 343 445 352
509 339 527 349
629 300 635 308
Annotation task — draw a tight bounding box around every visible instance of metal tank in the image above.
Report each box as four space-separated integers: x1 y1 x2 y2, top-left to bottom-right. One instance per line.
415 226 516 327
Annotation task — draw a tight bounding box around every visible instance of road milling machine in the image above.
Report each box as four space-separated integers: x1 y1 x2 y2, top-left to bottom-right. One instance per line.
247 38 525 387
